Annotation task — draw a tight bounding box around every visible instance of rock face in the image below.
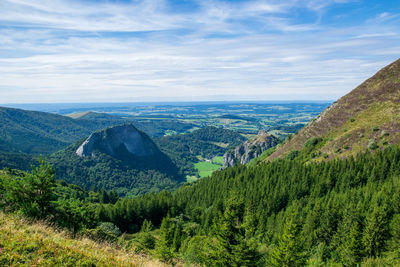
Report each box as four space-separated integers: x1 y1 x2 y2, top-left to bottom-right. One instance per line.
223 131 279 168
76 124 158 158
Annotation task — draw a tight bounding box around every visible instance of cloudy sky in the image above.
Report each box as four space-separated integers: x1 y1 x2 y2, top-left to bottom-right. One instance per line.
0 0 399 103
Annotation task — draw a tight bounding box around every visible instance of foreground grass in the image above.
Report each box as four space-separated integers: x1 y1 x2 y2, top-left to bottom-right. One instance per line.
0 212 167 267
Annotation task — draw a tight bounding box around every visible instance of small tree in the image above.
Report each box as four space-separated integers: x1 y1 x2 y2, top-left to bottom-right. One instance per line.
156 215 175 262
29 158 56 218
342 221 364 265
4 158 56 219
212 195 261 266
363 207 388 257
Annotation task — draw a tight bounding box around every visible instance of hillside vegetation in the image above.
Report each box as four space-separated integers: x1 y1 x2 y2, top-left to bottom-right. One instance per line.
0 107 92 154
268 58 400 161
0 212 166 267
97 145 400 266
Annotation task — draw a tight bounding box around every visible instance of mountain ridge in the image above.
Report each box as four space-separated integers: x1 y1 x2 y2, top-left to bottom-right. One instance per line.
268 58 400 161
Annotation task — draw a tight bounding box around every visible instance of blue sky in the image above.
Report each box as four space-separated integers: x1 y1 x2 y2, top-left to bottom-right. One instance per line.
0 0 399 103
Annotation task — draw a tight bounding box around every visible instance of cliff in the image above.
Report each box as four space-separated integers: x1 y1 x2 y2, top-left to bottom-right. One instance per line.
223 131 279 167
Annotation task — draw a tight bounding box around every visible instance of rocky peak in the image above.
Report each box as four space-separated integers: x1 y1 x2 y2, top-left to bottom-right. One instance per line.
76 124 157 158
223 131 279 168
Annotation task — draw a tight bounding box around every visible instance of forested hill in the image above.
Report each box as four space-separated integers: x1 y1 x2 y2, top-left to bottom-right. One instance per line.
0 107 133 155
49 124 183 196
0 106 193 156
99 144 400 266
0 106 93 154
268 58 400 161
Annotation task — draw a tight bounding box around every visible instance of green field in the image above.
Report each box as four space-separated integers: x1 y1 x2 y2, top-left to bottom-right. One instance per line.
194 160 222 178
212 156 224 165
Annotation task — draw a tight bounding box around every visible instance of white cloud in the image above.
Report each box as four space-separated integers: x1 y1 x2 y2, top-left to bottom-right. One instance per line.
0 0 399 103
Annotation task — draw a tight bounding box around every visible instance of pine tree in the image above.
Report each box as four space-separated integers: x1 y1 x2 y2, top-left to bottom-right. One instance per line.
155 215 175 262
388 214 400 258
141 219 154 232
212 195 261 266
30 158 56 218
269 218 306 267
342 221 363 265
363 207 388 257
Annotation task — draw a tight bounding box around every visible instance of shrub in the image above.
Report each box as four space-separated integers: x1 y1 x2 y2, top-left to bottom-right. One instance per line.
88 222 122 241
132 232 156 252
305 137 322 148
286 150 299 160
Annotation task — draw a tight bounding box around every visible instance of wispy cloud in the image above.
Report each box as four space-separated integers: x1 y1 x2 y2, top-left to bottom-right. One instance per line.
0 0 399 103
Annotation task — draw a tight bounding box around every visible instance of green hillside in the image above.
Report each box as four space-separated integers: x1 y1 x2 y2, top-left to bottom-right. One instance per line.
268 58 400 161
99 144 400 266
0 107 88 154
0 107 126 155
0 212 166 267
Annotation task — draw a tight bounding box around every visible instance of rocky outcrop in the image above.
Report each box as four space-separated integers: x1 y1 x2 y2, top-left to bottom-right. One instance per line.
223 131 279 168
76 124 158 158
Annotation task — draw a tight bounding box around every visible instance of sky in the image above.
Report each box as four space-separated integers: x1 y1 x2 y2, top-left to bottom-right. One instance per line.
0 0 399 103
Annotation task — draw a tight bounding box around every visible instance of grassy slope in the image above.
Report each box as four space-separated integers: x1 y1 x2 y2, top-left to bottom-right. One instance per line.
268 58 400 161
0 212 166 267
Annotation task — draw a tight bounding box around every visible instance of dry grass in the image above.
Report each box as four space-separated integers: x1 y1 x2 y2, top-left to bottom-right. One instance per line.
0 212 168 267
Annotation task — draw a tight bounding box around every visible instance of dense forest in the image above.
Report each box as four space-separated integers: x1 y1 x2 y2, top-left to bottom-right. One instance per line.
1 144 400 265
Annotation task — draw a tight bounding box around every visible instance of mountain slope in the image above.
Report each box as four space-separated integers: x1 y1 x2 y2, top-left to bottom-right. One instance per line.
0 212 166 266
268 58 400 160
0 107 92 154
50 124 182 196
0 107 131 155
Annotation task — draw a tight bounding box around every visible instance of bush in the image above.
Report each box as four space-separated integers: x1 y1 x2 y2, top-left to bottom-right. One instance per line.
305 137 322 148
286 150 299 160
182 235 216 265
87 222 122 241
132 232 156 252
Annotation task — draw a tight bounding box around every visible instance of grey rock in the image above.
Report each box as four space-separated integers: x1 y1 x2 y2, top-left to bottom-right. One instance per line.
76 124 157 158
223 130 279 168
